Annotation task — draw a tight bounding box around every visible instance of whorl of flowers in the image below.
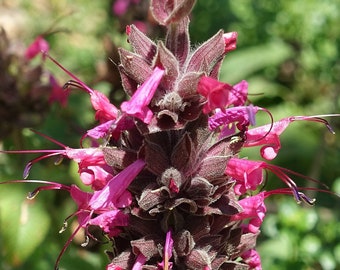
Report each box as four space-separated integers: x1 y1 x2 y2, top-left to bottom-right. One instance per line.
1 1 336 269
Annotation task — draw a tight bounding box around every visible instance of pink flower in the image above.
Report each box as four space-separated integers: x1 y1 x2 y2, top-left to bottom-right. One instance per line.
244 115 334 160
66 147 115 189
86 120 116 140
48 74 70 107
158 230 174 270
107 263 123 270
44 53 119 123
2 131 115 190
25 36 49 60
2 180 131 270
241 249 262 270
223 32 238 53
225 158 264 195
88 159 145 209
208 105 260 131
112 0 141 16
228 80 248 106
132 253 147 270
121 67 165 124
90 90 119 123
231 192 267 234
226 157 317 204
197 76 233 114
88 210 129 237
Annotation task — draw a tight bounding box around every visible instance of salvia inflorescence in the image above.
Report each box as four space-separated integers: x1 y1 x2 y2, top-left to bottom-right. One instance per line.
1 1 338 269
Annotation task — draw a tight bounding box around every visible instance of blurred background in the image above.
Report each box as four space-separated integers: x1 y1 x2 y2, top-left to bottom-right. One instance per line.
0 0 339 269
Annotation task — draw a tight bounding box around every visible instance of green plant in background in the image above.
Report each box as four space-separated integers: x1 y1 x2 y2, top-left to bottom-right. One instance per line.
0 0 339 269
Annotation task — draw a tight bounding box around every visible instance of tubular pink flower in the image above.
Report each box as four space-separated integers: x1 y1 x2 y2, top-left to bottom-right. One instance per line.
107 263 123 270
25 36 49 60
241 249 262 270
223 32 238 53
197 76 232 114
44 53 119 123
121 67 165 124
79 164 114 190
0 180 131 270
89 159 146 210
86 120 115 140
208 105 260 131
69 184 131 239
66 148 116 189
244 115 335 160
231 192 266 234
158 230 174 270
1 130 114 189
225 158 264 195
226 157 317 205
132 253 147 270
88 210 129 237
229 80 248 106
91 90 119 123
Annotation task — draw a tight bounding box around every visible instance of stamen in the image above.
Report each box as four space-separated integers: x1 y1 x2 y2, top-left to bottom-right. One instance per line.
54 222 84 270
293 114 340 135
63 80 85 91
43 51 94 94
27 183 68 199
298 192 316 205
54 155 64 166
246 107 274 143
23 163 33 179
27 190 39 199
264 188 318 206
81 235 90 247
29 129 67 148
291 188 303 204
59 221 68 233
23 152 63 179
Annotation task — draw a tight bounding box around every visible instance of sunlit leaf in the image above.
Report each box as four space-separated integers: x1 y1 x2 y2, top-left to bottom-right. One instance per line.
220 41 293 83
0 185 50 267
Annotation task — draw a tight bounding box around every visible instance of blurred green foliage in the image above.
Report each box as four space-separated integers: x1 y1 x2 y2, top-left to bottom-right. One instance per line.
0 0 339 269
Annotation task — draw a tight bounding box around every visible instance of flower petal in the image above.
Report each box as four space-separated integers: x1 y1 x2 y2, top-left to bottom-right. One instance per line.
121 67 165 123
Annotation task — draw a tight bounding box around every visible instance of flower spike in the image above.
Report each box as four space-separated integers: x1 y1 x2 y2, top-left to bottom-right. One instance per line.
2 2 339 269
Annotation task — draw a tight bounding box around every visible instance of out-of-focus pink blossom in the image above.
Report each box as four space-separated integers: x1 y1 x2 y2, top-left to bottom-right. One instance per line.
112 0 141 16
25 36 49 60
49 74 70 107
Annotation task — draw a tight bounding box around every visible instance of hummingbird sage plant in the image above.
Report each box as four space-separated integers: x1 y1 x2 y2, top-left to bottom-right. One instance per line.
1 1 338 269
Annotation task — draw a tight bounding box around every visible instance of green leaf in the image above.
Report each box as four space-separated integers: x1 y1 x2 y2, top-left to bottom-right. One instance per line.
220 41 293 83
0 185 51 267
